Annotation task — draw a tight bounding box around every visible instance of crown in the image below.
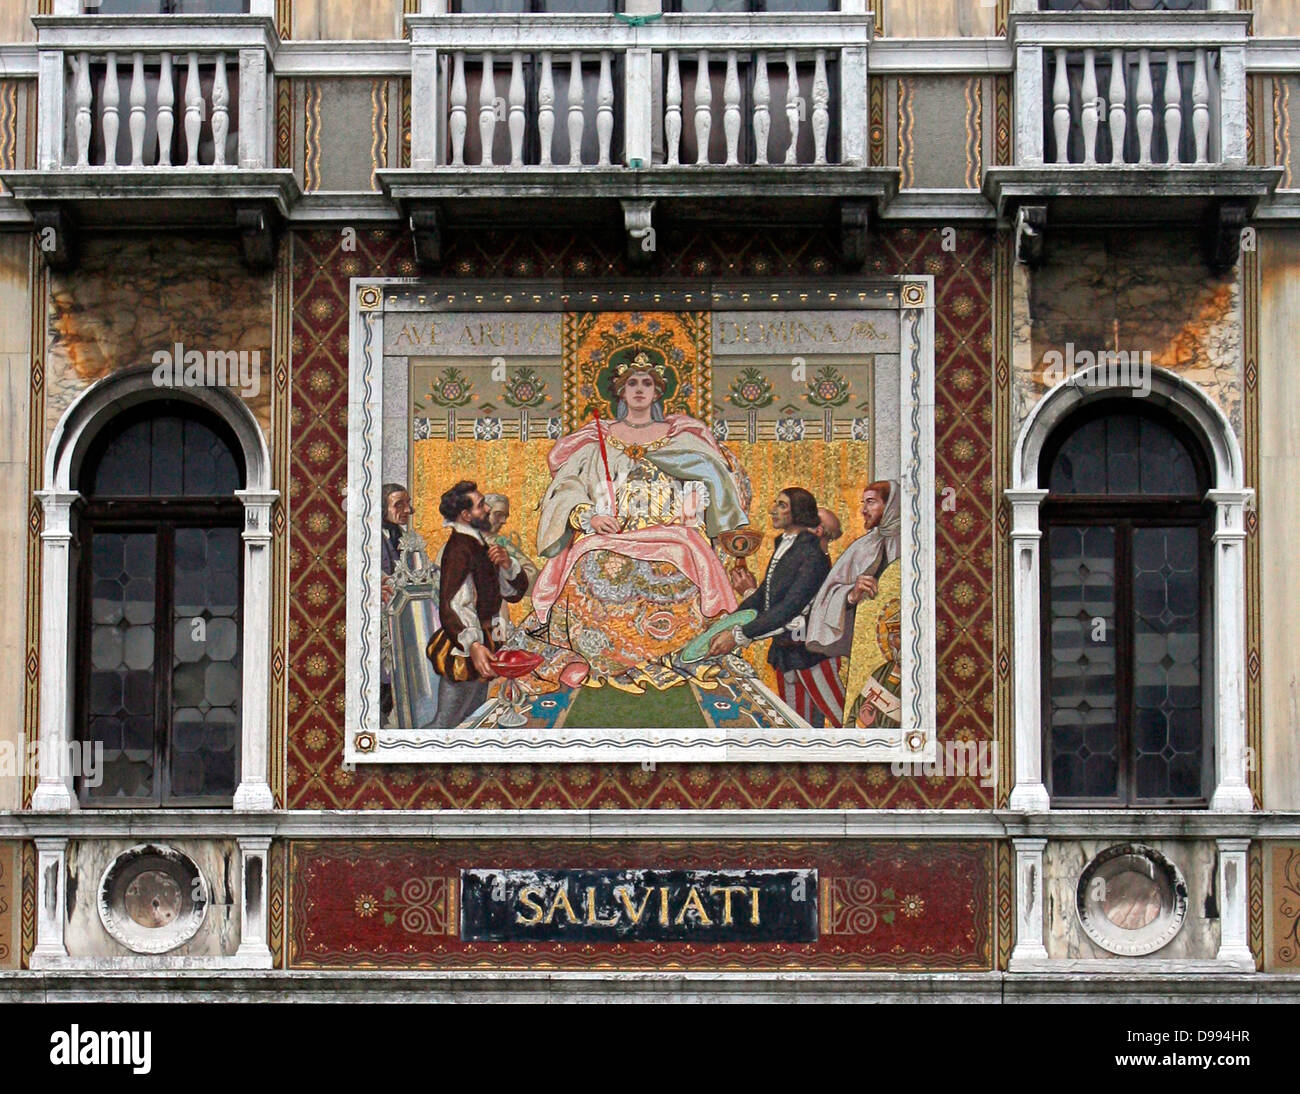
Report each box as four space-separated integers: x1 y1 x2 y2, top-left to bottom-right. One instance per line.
613 350 667 380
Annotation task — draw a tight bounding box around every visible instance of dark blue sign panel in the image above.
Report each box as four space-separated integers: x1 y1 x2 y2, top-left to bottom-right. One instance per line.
461 868 818 943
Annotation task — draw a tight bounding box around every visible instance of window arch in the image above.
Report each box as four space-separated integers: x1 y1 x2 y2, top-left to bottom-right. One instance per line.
1006 366 1253 814
34 371 276 813
76 403 246 806
1039 403 1213 806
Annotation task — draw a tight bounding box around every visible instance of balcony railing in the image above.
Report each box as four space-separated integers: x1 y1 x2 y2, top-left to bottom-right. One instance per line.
407 14 869 172
1045 46 1221 166
34 16 276 172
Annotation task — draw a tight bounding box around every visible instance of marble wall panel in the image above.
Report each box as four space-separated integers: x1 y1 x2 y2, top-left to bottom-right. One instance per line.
897 76 983 191
1254 1 1300 42
45 234 273 448
886 0 997 38
1012 229 1243 436
0 236 29 814
0 2 38 46
63 839 241 959
1259 229 1300 811
1043 839 1220 961
0 841 15 969
299 78 392 193
294 0 403 41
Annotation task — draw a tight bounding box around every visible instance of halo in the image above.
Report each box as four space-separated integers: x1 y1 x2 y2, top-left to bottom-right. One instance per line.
595 344 679 414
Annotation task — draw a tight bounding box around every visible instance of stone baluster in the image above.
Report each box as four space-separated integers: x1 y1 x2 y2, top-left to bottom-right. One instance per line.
665 51 682 166
784 50 799 165
597 50 613 167
537 52 554 167
1136 48 1154 166
1080 48 1098 166
723 50 740 166
1164 49 1182 164
103 52 120 167
449 52 467 166
73 52 92 167
1193 47 1210 164
157 53 174 166
479 51 496 167
753 50 770 166
128 53 146 166
1108 49 1126 164
508 51 525 166
212 53 229 167
567 51 585 167
1051 48 1069 165
812 49 829 165
694 50 711 165
184 51 203 167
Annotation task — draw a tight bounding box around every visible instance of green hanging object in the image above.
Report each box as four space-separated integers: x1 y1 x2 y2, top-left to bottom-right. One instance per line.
614 12 664 26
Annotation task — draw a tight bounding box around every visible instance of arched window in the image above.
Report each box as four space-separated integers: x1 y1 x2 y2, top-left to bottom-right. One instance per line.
1040 403 1214 806
76 402 246 806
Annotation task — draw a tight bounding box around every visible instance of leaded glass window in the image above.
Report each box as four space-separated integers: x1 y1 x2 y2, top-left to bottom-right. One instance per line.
76 404 244 807
1041 405 1212 806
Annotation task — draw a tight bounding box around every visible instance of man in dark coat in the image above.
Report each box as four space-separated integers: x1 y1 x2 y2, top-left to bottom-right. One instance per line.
427 480 530 728
379 482 413 721
707 487 836 726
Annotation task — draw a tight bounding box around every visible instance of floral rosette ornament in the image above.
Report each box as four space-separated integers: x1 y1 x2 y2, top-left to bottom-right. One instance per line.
727 367 775 410
805 365 850 408
426 366 473 408
502 366 548 409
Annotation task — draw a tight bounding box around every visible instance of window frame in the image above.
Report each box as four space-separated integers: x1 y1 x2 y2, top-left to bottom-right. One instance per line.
73 403 247 809
1038 404 1215 808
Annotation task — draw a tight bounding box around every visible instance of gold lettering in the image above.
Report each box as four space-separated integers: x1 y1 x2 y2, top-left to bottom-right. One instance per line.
584 886 620 926
616 886 654 925
544 886 579 924
394 322 422 347
674 886 713 927
749 887 761 925
708 885 749 926
658 886 670 926
515 887 545 926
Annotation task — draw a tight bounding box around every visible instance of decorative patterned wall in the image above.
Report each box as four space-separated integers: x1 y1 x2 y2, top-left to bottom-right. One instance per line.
286 225 997 809
288 839 993 970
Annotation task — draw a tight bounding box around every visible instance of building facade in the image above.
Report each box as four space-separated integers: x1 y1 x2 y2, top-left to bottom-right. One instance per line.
0 0 1298 999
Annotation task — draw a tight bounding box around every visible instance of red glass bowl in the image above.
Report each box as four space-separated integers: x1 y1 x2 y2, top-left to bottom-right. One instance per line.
490 649 545 679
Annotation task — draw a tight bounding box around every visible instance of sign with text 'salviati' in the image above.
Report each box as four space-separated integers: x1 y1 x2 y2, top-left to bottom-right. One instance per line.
346 280 935 763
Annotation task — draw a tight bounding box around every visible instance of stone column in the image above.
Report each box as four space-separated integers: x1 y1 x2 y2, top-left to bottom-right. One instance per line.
31 837 68 966
234 836 275 969
32 490 80 812
233 490 278 811
1008 837 1049 971
1215 838 1254 970
1007 488 1050 811
1207 489 1254 811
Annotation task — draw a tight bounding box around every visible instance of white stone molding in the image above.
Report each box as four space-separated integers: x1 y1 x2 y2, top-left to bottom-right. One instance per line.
1008 837 1049 970
31 837 68 965
233 835 274 968
1008 367 1250 813
38 368 277 812
1215 837 1254 970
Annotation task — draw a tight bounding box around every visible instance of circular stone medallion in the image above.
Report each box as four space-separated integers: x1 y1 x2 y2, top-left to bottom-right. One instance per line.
98 845 209 955
1076 844 1188 957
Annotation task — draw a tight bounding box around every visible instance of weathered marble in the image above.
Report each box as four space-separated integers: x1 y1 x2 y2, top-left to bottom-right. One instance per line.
0 841 15 969
887 0 996 38
63 840 241 960
1043 839 1220 962
1013 230 1243 436
46 236 273 447
294 0 401 42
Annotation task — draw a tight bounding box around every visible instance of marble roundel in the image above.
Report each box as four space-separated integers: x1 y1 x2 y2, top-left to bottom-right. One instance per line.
1076 844 1188 957
97 844 209 955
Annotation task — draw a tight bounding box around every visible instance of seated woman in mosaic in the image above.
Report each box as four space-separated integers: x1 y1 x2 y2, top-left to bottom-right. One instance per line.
516 350 752 692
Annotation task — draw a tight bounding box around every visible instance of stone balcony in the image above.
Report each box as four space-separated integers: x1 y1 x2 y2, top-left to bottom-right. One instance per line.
985 6 1282 267
0 14 298 270
378 10 899 269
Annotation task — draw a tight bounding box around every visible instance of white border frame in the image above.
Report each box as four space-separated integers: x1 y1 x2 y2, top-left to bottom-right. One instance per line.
1006 366 1253 813
345 277 936 764
31 368 279 812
